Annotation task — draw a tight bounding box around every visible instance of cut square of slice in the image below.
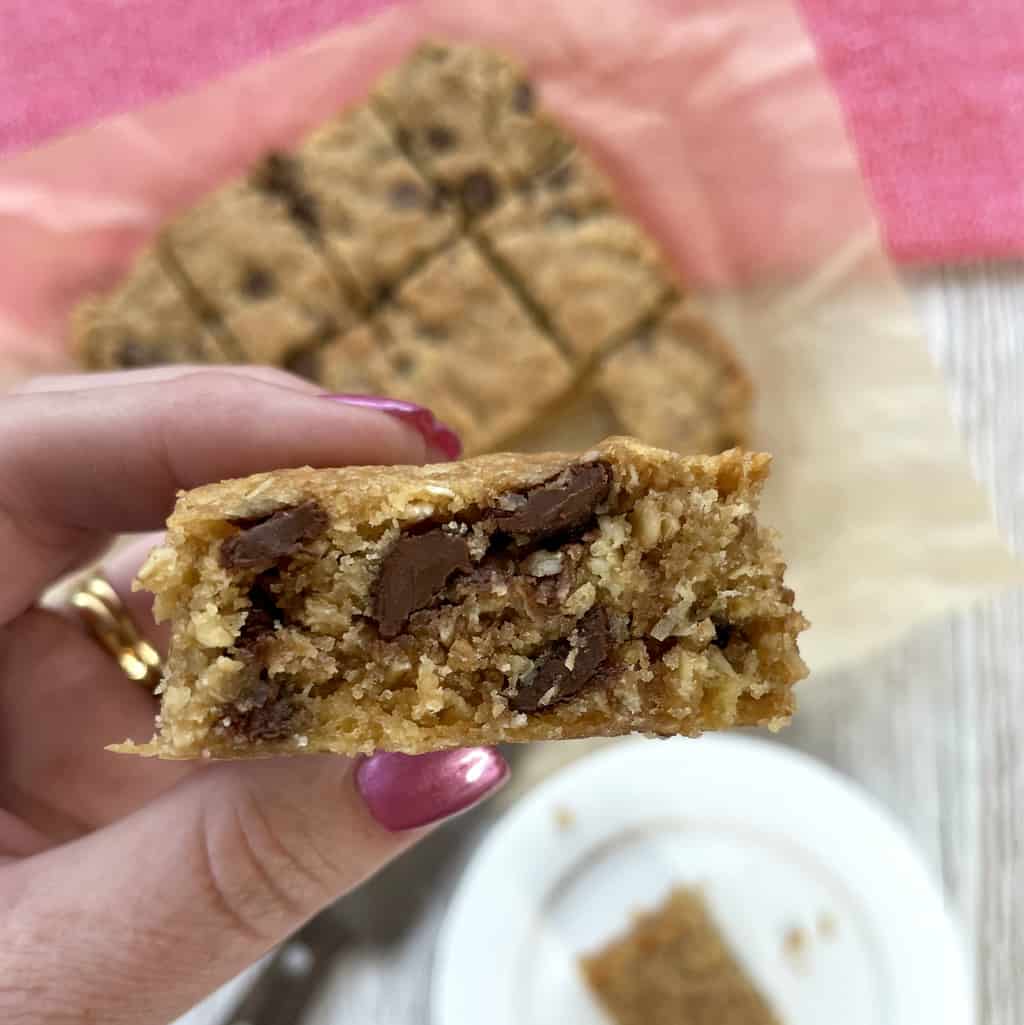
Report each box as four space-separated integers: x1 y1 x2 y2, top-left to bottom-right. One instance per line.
580 887 783 1025
292 105 459 305
597 300 753 453
161 182 356 366
478 151 673 361
115 437 807 759
373 40 570 217
317 239 575 454
72 248 234 370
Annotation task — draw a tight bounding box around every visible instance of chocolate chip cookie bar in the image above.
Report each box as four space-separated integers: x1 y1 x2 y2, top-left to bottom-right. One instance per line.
115 437 806 759
271 106 458 306
598 300 752 452
72 39 754 461
477 151 672 361
316 239 575 454
160 182 355 366
581 888 782 1025
73 248 235 369
372 40 570 216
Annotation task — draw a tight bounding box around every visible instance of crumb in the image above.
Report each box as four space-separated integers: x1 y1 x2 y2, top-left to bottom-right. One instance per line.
817 911 838 940
782 925 807 958
553 805 576 830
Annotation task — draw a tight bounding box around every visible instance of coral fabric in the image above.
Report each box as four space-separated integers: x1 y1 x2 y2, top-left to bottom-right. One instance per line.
1 0 1022 264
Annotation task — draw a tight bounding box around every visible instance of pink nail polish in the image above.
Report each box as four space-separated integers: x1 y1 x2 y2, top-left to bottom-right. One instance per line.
323 394 462 460
356 748 509 832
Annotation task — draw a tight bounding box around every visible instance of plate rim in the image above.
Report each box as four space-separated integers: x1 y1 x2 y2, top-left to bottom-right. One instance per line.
431 734 974 1025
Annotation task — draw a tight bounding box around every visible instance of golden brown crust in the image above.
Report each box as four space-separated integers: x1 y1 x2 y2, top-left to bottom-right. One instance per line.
113 438 806 759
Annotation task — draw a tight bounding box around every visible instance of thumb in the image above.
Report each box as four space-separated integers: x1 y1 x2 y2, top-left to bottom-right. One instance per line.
1 748 507 1025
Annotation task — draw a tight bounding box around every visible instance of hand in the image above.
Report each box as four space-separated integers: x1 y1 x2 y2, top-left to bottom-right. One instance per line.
0 367 508 1024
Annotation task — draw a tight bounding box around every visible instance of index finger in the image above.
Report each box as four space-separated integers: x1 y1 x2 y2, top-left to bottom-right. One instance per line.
0 370 440 623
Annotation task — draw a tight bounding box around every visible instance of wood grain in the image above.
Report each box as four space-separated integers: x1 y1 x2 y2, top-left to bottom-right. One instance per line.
185 264 1024 1025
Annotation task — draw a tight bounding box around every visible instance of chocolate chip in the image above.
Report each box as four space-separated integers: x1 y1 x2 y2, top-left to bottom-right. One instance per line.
547 205 579 226
461 171 499 216
547 163 573 190
220 500 328 569
234 577 283 655
241 266 274 298
236 605 275 654
494 463 611 544
392 352 416 377
229 676 298 742
288 192 320 234
513 80 535 113
256 152 301 196
284 345 321 382
426 124 456 151
712 620 735 648
395 126 412 151
372 528 472 639
389 180 426 210
509 607 612 712
419 323 448 343
117 337 156 367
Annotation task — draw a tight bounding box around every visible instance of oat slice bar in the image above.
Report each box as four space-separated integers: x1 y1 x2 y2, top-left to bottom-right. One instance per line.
317 239 575 455
373 40 570 218
115 437 807 759
478 151 673 361
72 248 234 369
581 887 783 1025
161 182 355 366
282 105 459 306
598 300 753 453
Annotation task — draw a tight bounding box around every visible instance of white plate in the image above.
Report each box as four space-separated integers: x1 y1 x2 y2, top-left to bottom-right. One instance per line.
432 735 972 1025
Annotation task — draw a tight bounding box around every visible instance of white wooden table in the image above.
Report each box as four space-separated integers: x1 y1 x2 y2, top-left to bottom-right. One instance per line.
247 264 1024 1025
787 264 1024 1025
284 265 1024 1025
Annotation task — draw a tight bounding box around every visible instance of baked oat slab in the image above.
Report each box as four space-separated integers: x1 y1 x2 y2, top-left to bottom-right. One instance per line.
116 437 807 758
580 887 782 1025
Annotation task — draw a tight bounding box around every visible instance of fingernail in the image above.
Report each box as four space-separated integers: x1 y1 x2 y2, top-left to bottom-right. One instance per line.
355 747 509 832
323 394 462 460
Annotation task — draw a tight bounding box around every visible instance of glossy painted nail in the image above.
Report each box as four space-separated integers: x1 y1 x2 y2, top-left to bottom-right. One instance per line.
355 747 509 832
323 394 461 460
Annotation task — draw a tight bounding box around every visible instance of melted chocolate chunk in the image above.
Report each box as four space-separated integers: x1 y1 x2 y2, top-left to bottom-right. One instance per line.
461 170 499 216
509 607 612 713
712 620 735 649
220 500 328 569
372 528 472 639
234 578 283 654
493 463 611 544
426 124 456 151
513 80 535 114
241 266 274 298
229 676 298 743
389 180 426 210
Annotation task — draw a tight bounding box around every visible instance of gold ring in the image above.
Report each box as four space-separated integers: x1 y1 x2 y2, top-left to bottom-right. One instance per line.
69 572 163 691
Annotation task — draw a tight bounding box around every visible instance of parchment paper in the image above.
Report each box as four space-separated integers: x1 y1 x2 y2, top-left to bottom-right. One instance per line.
0 0 1018 681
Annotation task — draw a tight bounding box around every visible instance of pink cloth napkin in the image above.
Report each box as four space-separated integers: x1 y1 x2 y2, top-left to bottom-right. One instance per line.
2 0 1022 265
